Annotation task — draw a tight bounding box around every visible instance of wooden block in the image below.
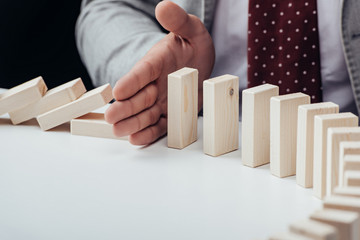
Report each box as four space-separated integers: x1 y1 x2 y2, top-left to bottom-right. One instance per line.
345 171 360 187
289 219 339 240
324 196 360 235
203 74 239 157
9 78 86 124
327 128 360 197
339 142 360 186
270 93 310 178
0 76 47 116
334 186 360 198
296 102 339 188
241 84 279 167
310 209 359 240
313 113 358 199
167 67 198 149
71 112 127 140
269 232 313 240
37 84 113 131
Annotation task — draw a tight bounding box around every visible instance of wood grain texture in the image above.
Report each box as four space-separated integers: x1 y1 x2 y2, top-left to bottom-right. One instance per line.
167 67 198 149
313 113 358 199
339 142 360 186
289 219 339 240
71 112 127 140
345 171 360 187
327 127 360 197
0 76 47 116
9 78 86 124
310 209 359 240
334 186 360 198
37 84 113 131
241 84 279 167
270 93 310 178
296 102 339 188
203 74 239 157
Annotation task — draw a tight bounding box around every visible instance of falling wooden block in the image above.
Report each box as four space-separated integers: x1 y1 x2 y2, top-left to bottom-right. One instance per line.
296 102 339 188
327 127 360 197
310 209 359 240
339 142 360 186
334 186 360 198
9 78 86 124
167 67 198 149
345 171 360 187
270 93 310 178
313 113 358 199
269 232 313 240
203 74 239 157
241 84 279 167
37 84 113 131
71 112 127 140
0 76 47 116
289 219 339 240
324 195 360 235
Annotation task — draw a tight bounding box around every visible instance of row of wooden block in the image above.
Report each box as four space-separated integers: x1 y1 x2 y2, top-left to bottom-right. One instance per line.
267 186 360 240
0 76 125 140
167 67 239 156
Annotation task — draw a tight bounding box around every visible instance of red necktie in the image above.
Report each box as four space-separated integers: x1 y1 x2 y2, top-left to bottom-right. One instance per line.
247 1 322 102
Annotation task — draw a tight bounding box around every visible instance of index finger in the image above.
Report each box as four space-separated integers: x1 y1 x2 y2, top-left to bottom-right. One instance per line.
113 54 163 101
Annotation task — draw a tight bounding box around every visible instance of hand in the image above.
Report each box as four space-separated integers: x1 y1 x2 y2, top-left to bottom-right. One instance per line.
105 1 215 145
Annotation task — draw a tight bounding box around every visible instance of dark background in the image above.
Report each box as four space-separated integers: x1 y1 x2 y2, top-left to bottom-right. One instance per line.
0 0 93 90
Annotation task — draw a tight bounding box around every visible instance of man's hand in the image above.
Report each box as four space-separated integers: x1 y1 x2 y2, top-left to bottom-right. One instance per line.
105 1 215 145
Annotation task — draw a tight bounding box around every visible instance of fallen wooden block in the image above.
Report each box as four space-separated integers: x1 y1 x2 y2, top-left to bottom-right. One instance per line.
9 78 86 124
327 128 360 197
0 76 47 116
313 113 358 199
167 67 198 149
334 186 360 198
203 74 239 157
339 142 360 186
345 171 360 187
270 93 310 178
269 232 313 240
242 84 279 167
71 112 126 140
289 219 339 240
310 209 359 240
296 102 339 188
37 84 113 131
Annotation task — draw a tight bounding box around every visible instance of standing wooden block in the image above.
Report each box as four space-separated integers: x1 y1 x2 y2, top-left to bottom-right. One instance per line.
269 232 313 240
9 78 86 124
324 196 360 234
339 142 360 186
345 171 360 187
310 209 359 240
334 186 360 198
203 74 239 157
0 76 47 116
37 84 113 131
313 113 358 199
270 93 310 178
71 112 127 140
327 127 360 197
241 84 279 167
289 219 339 240
296 102 339 188
167 67 198 149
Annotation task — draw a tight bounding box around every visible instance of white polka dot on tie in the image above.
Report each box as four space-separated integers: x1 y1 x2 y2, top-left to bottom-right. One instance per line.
256 4 260 8
312 78 316 82
295 62 299 67
312 62 316 66
255 38 259 42
280 12 284 16
296 28 300 32
313 10 317 14
287 37 291 41
288 20 292 24
312 95 315 99
262 80 266 84
248 64 251 68
286 88 290 92
264 13 268 17
303 87 307 91
305 2 309 6
279 46 283 50
304 19 308 23
271 38 275 42
263 30 267 34
279 29 283 33
272 3 276 8
271 55 275 59
263 64 267 68
255 55 259 59
248 47 251 51
286 71 290 75
254 72 258 76
248 30 252 34
303 53 307 58
304 37 308 41
255 21 259 25
313 28 317 32
295 45 299 50
249 13 252 17
278 80 282 84
287 54 291 58
263 47 267 51
312 45 316 49
303 71 307 75
272 21 276 25
296 11 300 15
279 63 283 67
270 72 274 76
295 79 299 83
288 3 293 7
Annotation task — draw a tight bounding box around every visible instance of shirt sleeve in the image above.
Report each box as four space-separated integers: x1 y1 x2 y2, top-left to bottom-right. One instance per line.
75 0 166 87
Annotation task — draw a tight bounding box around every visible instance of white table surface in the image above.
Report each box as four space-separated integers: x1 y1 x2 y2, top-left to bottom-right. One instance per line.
0 102 322 240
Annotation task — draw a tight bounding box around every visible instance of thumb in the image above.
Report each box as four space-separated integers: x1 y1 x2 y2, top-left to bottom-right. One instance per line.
155 1 208 40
